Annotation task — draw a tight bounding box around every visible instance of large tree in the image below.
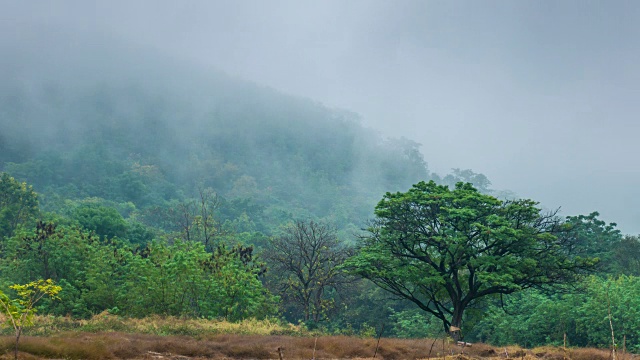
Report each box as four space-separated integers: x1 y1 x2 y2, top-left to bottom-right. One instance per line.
345 181 597 340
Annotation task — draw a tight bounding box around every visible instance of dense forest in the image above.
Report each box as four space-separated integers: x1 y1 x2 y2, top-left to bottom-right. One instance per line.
1 48 640 352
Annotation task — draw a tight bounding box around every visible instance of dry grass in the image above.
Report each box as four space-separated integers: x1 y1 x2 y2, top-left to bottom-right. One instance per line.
2 313 304 338
0 332 634 360
0 314 635 359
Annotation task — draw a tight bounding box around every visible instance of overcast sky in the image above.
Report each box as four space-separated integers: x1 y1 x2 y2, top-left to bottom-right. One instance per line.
3 1 640 233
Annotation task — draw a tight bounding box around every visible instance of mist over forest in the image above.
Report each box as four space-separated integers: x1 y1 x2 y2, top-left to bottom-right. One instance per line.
2 2 640 353
0 29 498 236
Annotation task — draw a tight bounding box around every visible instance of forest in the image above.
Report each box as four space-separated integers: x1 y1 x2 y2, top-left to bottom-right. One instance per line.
1 51 640 354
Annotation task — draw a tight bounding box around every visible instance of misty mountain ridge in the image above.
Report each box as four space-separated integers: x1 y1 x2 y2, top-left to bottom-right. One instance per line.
1 31 499 233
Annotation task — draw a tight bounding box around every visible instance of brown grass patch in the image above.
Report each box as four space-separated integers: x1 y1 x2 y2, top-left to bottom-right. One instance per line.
0 332 634 359
0 335 111 360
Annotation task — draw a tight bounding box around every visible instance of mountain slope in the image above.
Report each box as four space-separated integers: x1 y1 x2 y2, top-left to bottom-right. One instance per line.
0 34 431 233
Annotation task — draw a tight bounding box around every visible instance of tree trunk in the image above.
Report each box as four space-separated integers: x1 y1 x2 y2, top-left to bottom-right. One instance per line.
303 303 310 322
14 328 21 360
449 306 464 342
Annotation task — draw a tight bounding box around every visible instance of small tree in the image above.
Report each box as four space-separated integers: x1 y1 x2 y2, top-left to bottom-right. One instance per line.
0 279 61 360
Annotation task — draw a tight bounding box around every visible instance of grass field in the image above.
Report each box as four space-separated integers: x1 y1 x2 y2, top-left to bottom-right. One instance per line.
0 314 634 359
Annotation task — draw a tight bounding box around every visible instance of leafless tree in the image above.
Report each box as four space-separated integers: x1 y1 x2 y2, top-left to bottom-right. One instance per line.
264 219 353 322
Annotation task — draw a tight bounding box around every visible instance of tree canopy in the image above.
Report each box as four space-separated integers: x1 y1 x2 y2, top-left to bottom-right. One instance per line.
345 181 598 339
0 172 38 241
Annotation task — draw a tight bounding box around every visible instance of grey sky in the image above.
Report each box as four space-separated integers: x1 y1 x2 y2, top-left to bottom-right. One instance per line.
3 1 640 233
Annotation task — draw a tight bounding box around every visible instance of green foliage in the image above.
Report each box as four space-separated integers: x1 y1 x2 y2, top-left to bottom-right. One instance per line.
116 241 275 320
575 275 640 351
3 222 100 317
209 244 276 321
345 181 598 338
389 307 443 338
470 290 581 347
1 218 276 320
0 280 62 327
561 212 622 273
125 220 156 246
0 279 61 360
70 203 128 240
612 235 640 276
471 276 640 352
0 172 38 240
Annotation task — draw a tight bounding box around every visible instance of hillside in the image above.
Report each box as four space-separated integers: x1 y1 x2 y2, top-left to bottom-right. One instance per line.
0 38 441 335
0 36 432 236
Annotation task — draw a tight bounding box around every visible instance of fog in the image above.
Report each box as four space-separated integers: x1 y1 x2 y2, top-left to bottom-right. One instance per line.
3 1 640 233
